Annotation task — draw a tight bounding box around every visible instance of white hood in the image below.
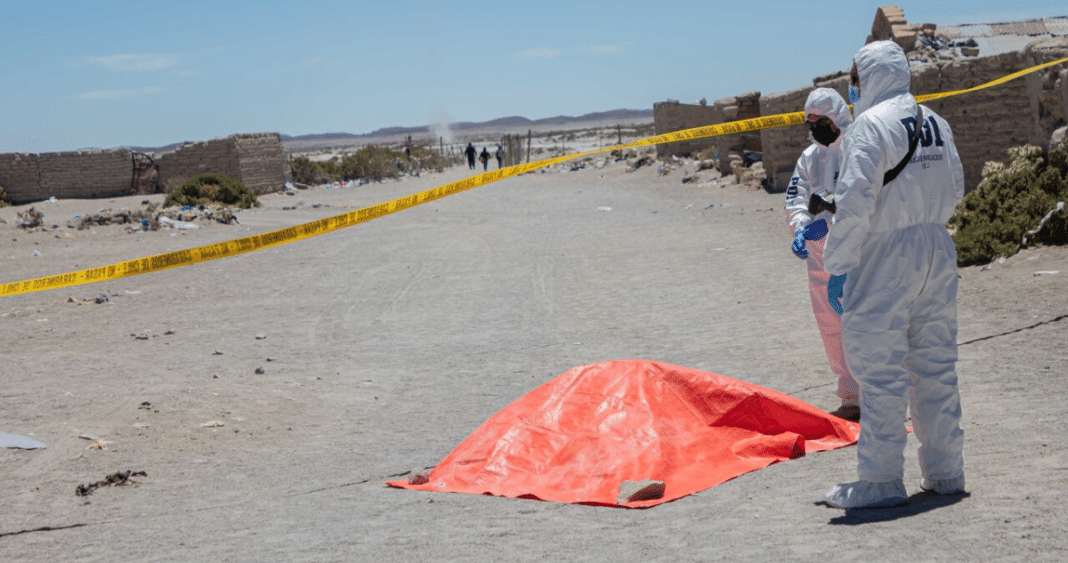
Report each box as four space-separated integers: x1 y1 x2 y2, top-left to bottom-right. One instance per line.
852 40 912 116
804 87 853 132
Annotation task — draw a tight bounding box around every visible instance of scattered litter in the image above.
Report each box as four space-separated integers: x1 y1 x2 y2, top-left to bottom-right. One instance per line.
31 250 41 257
213 350 223 355
86 439 111 450
0 431 47 450
138 401 153 410
158 216 199 230
199 420 224 428
255 333 267 340
46 196 58 204
75 470 147 496
1034 270 1060 276
598 206 612 212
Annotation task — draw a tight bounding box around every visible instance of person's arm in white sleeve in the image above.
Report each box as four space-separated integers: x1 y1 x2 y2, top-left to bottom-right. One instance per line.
823 117 885 275
785 146 817 235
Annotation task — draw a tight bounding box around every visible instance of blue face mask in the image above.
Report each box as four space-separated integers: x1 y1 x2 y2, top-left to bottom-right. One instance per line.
848 84 860 105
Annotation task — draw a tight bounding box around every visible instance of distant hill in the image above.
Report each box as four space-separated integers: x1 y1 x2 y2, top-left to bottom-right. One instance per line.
281 109 653 152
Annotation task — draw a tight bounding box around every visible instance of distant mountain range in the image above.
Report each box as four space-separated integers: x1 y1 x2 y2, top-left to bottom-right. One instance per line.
280 108 654 152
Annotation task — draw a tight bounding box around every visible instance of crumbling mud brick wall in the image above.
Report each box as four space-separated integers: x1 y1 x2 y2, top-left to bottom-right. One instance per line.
653 93 762 173
653 101 718 159
711 92 763 173
0 149 132 205
155 133 286 195
914 40 1068 189
232 133 288 195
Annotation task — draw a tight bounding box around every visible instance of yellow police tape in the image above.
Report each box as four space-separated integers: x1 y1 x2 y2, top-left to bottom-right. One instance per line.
3 55 1067 297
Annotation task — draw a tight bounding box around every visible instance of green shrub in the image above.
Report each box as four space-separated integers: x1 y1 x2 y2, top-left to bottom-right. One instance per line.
164 173 260 209
0 185 9 207
290 156 332 185
340 145 400 182
949 143 1068 266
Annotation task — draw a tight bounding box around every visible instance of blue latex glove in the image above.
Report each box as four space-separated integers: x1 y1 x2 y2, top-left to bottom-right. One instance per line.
791 228 809 258
791 219 829 258
828 273 847 316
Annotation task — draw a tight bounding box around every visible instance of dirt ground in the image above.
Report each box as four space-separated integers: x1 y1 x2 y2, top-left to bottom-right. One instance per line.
1 153 1066 562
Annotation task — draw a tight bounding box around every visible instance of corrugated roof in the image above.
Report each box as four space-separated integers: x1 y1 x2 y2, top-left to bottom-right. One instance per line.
937 24 991 40
974 34 1052 57
1043 17 1068 36
937 16 1068 40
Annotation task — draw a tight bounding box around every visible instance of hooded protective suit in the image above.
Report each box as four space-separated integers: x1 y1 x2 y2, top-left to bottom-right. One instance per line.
784 88 859 410
823 41 966 496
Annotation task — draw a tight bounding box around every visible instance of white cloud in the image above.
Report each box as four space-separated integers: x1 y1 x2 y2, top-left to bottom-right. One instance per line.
514 48 560 59
73 86 164 100
586 44 624 54
87 54 177 72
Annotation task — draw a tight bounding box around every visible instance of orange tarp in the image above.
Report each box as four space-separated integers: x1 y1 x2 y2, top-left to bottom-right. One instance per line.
388 359 859 507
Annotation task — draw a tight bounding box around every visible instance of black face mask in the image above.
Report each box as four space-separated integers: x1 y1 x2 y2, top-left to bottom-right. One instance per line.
808 119 840 147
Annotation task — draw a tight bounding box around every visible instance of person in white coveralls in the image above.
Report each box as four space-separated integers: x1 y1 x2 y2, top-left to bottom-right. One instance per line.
784 87 861 423
822 40 967 509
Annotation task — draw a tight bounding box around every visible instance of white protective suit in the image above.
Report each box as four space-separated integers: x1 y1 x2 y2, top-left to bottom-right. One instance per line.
785 88 859 410
824 41 966 492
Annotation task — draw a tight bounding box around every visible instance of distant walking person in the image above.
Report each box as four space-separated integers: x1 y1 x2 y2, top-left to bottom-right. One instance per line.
495 145 505 169
465 143 477 170
479 147 490 171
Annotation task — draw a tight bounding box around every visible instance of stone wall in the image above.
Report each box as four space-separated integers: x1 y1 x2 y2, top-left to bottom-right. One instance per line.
0 149 132 205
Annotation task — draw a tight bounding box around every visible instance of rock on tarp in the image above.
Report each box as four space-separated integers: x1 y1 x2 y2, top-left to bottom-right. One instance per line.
388 359 859 507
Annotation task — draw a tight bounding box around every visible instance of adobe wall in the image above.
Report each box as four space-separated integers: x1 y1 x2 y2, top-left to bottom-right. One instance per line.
232 133 288 195
155 133 286 195
1 132 287 205
653 93 762 171
653 101 718 159
0 149 132 205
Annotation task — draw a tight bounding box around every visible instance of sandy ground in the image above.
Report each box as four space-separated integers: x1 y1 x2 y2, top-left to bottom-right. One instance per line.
1 152 1066 562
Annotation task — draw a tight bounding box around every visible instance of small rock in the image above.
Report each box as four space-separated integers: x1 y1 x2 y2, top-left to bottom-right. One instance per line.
255 333 267 340
255 367 265 374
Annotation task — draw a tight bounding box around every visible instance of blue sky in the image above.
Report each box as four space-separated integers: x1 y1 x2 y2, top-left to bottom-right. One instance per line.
2 1 1064 152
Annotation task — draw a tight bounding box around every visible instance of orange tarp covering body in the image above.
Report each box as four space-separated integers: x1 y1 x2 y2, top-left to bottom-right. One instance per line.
388 360 860 507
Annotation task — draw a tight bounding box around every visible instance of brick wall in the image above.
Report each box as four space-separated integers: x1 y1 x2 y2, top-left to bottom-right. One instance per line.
653 101 718 159
155 133 286 195
653 93 762 173
0 153 42 204
0 149 132 205
232 133 287 195
1 132 287 205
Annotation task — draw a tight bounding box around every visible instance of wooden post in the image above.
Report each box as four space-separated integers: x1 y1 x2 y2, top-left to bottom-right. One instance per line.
527 129 532 163
617 124 622 145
